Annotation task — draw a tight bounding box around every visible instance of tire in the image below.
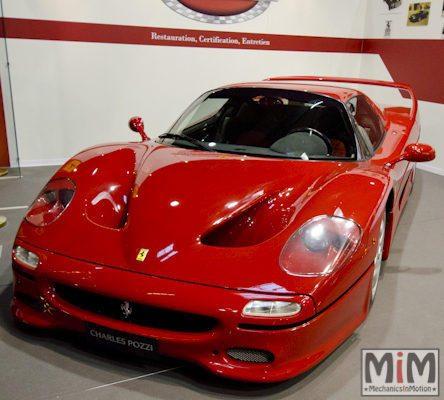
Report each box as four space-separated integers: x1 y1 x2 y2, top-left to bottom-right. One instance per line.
370 212 386 305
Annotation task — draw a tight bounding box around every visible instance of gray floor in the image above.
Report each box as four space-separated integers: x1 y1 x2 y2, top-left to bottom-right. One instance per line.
0 166 443 400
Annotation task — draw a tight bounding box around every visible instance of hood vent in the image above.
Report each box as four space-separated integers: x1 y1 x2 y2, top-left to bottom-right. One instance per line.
202 189 297 247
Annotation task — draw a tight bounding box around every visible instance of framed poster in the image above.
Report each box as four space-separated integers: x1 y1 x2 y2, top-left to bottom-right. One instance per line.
381 0 403 14
407 2 431 25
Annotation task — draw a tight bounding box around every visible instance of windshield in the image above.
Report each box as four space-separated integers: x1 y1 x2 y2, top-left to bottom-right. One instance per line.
162 87 357 160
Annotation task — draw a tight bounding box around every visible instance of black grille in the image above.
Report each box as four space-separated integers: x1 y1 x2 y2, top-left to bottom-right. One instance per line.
227 348 274 363
16 291 44 311
54 283 217 333
13 266 36 281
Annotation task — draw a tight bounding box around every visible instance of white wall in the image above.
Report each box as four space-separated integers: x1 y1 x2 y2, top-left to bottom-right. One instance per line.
365 0 443 39
4 0 368 37
1 0 443 174
417 101 444 175
363 0 444 173
7 41 365 165
1 0 368 166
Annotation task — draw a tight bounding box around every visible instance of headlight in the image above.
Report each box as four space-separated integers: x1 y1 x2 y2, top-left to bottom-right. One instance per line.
242 300 302 317
26 178 76 227
280 216 361 276
14 246 39 269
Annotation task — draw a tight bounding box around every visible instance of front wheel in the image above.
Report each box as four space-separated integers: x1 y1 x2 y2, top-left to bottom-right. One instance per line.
370 212 386 305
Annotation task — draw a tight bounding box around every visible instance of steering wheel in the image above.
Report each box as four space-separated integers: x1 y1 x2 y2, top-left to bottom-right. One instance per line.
288 127 333 155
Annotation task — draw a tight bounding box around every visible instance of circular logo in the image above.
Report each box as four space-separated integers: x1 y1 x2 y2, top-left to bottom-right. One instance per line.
162 0 275 24
179 0 256 16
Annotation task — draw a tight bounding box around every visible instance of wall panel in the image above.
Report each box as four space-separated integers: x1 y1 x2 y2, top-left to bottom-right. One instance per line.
1 0 442 172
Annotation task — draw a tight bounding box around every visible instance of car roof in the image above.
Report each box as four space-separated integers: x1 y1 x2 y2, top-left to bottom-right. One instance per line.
220 81 363 104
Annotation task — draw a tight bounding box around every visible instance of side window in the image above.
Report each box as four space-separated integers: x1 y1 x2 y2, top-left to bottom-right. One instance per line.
348 95 385 153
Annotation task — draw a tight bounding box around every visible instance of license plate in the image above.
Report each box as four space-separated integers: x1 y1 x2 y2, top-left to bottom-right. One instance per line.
85 322 159 360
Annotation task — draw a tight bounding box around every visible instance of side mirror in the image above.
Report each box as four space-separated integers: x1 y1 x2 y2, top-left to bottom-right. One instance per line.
129 116 149 141
384 143 435 168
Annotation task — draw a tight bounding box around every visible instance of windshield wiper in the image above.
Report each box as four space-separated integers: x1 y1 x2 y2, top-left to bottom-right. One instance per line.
159 133 215 152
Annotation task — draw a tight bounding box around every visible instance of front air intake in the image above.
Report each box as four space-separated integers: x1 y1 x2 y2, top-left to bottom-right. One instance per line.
227 348 274 363
54 283 217 333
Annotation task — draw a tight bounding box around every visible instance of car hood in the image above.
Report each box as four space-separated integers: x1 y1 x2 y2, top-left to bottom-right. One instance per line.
19 142 379 295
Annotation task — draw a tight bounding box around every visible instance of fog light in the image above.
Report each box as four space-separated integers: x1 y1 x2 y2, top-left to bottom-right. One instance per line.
14 246 39 269
242 300 302 317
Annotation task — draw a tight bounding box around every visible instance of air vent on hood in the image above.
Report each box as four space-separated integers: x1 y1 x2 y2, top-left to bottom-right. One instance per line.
202 190 296 247
83 148 138 229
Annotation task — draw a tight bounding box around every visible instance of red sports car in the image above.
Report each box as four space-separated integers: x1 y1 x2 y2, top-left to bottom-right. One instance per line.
11 77 435 383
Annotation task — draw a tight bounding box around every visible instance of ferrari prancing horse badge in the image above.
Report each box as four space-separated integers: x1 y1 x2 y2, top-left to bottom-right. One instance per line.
136 248 149 261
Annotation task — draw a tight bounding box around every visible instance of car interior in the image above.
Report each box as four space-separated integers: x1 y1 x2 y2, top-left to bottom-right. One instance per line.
168 89 358 160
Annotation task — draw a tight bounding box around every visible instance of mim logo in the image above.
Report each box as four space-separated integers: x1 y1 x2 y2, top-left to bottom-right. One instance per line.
362 349 439 396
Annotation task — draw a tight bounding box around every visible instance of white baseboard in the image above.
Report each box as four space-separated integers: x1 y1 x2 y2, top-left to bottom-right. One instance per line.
417 163 444 177
19 159 67 168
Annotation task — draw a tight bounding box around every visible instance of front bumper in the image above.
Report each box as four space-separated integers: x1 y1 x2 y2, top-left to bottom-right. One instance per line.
11 239 372 383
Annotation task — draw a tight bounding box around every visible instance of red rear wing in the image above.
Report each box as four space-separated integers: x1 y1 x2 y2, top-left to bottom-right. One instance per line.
264 76 417 120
